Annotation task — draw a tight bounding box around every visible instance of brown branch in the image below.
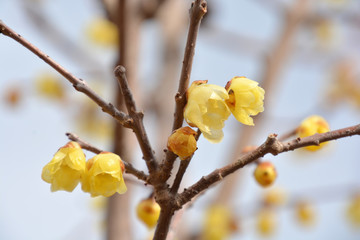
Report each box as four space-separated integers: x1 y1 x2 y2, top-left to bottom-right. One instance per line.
21 2 106 74
214 0 309 204
153 203 176 240
114 66 158 176
65 132 149 183
160 0 207 182
0 20 131 127
176 124 360 207
170 159 191 194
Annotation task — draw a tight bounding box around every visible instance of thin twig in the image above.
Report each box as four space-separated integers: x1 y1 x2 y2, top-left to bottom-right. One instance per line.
170 159 191 194
65 132 149 183
214 0 309 204
176 124 360 207
0 20 131 127
160 0 207 183
114 66 158 176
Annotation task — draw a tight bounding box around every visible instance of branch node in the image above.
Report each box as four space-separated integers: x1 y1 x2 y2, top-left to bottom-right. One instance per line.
114 65 126 77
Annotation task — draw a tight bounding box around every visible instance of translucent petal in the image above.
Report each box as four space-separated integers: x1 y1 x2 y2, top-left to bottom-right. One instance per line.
51 165 80 192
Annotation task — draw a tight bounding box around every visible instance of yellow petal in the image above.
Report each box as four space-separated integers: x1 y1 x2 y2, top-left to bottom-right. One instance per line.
226 77 265 126
184 81 231 143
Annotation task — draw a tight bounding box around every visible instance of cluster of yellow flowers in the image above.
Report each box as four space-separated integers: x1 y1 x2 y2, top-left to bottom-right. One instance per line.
183 76 265 143
41 142 127 197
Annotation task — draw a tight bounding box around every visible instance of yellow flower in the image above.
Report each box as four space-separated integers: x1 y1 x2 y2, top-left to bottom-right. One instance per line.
41 142 86 192
86 18 118 47
184 80 231 143
81 152 127 197
346 194 360 227
296 115 330 151
202 205 235 240
167 126 197 160
262 187 287 206
295 201 316 226
256 208 277 236
136 198 161 229
225 76 265 126
254 161 277 188
35 72 65 101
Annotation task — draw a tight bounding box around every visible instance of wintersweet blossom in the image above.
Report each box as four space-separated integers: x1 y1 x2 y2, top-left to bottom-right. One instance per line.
81 152 127 197
35 72 65 101
203 205 236 240
136 198 161 229
225 76 265 126
257 208 277 236
167 126 197 160
184 80 231 143
296 115 330 151
86 18 118 47
41 141 86 192
346 194 360 227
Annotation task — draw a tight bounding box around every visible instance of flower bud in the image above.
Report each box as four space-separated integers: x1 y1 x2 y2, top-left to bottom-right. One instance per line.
167 127 197 160
184 80 231 143
254 161 277 187
225 76 265 126
296 115 330 151
136 198 161 229
295 201 316 226
81 152 127 197
41 141 86 192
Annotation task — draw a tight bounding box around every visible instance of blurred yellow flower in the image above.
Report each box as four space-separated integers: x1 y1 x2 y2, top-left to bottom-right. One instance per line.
296 115 330 151
256 207 277 236
202 205 235 240
136 198 161 229
41 142 86 192
81 152 127 197
35 72 65 101
295 201 316 226
315 19 334 46
3 85 22 108
86 18 118 47
346 194 360 227
225 76 264 126
263 187 287 206
184 80 231 143
74 99 113 140
167 126 197 160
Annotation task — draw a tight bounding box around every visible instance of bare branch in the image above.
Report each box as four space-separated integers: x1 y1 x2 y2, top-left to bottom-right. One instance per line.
65 132 149 183
114 65 158 175
160 0 207 182
176 124 360 207
0 20 131 127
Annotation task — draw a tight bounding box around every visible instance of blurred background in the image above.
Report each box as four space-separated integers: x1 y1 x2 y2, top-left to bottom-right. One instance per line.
1 0 360 239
